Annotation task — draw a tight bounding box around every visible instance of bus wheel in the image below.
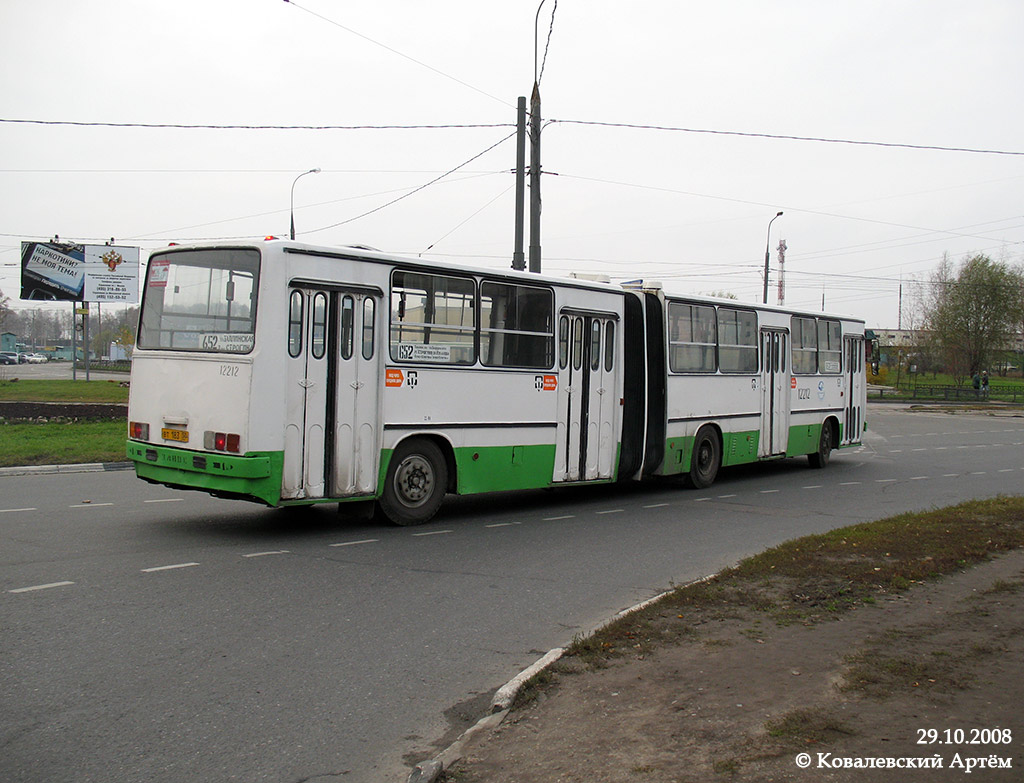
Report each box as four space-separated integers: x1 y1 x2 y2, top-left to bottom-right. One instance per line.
380 438 448 526
688 427 721 489
808 421 833 469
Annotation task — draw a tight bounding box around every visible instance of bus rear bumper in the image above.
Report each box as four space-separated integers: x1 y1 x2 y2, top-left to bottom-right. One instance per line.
126 440 283 506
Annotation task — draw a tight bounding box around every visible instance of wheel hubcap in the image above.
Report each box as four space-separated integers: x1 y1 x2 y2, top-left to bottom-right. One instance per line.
395 456 433 506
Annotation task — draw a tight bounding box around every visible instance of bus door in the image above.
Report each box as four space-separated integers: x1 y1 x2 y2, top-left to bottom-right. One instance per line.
842 336 864 445
331 292 382 496
284 287 332 499
759 329 790 457
555 313 616 482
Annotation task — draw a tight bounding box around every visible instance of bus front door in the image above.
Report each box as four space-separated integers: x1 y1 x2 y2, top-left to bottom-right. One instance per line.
759 329 790 457
331 292 382 496
842 336 864 446
555 314 616 482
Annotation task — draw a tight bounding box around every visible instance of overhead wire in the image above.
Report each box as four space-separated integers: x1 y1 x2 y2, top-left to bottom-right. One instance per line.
303 131 518 235
282 1 513 110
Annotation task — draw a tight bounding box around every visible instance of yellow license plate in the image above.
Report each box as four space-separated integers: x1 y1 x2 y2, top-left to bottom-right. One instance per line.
162 427 189 443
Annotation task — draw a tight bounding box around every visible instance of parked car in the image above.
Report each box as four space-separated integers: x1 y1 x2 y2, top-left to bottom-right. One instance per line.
0 351 18 365
25 353 48 364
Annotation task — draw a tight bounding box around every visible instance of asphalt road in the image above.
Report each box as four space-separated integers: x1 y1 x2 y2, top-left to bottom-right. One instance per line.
2 405 1023 782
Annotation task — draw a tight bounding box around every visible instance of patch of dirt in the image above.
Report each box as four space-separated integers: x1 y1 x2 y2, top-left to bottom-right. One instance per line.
448 550 1024 782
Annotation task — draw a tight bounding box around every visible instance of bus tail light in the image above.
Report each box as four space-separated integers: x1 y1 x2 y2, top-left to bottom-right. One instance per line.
129 421 150 440
204 430 241 453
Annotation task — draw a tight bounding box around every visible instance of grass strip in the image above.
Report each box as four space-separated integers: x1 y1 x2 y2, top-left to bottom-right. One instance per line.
551 496 1024 677
0 420 127 466
0 379 129 403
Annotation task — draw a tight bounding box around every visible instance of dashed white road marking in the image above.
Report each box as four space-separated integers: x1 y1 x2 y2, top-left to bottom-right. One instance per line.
485 522 519 528
643 503 670 508
544 515 575 520
910 476 929 480
243 550 290 558
144 498 184 504
759 489 780 494
141 562 199 573
803 485 823 490
329 539 379 548
412 529 452 537
596 509 624 515
70 503 114 509
0 507 37 514
8 581 74 594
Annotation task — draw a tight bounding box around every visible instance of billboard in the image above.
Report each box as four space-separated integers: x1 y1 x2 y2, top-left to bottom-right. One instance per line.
20 241 140 303
21 242 85 300
83 245 140 303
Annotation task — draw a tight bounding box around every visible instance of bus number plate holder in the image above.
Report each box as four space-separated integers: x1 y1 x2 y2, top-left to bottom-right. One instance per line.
162 428 189 443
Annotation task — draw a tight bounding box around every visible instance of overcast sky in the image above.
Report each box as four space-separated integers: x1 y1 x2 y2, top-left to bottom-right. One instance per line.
2 0 1022 327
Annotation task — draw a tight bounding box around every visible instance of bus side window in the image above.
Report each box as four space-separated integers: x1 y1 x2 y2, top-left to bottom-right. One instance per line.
604 321 615 372
340 295 354 360
572 317 584 370
590 320 601 371
312 293 328 359
288 290 303 358
559 315 569 369
361 297 375 360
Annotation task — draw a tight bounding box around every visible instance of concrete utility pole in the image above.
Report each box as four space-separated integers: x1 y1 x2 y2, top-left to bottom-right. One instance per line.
528 82 542 274
512 96 527 271
528 0 547 274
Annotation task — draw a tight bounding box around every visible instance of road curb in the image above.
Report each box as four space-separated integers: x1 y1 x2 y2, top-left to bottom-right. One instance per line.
404 575 718 783
0 462 133 477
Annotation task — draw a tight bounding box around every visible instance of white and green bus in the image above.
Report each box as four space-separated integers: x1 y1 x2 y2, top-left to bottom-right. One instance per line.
127 239 867 525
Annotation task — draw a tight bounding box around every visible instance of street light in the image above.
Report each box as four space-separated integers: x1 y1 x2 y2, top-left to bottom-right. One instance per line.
290 168 321 240
762 211 783 304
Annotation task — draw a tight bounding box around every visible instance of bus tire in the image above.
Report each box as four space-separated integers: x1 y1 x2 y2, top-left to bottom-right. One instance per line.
687 426 721 489
808 420 834 469
380 438 448 526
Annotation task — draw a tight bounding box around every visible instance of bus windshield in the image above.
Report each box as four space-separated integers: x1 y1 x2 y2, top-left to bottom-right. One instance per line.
138 248 259 353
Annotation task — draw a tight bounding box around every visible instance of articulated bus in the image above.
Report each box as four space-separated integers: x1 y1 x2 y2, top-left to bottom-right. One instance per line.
126 240 867 525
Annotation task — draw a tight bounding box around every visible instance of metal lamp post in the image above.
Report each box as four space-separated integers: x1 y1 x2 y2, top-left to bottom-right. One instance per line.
290 168 321 240
762 211 783 304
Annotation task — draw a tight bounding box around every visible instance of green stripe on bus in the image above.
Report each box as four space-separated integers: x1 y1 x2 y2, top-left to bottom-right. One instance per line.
126 441 283 506
785 422 823 457
453 444 557 494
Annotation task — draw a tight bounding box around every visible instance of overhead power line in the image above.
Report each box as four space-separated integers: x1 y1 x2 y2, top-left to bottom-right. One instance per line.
549 119 1024 157
4 116 1021 157
283 0 513 109
0 118 510 131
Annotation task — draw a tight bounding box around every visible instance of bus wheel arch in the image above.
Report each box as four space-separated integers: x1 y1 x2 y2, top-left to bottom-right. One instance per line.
379 436 451 526
687 424 722 489
808 416 838 469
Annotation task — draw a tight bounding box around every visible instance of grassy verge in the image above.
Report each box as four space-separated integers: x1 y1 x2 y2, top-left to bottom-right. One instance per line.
525 496 1024 700
0 420 127 466
0 379 129 403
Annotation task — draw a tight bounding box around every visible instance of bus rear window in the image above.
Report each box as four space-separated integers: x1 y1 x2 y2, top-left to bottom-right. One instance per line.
138 249 259 353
